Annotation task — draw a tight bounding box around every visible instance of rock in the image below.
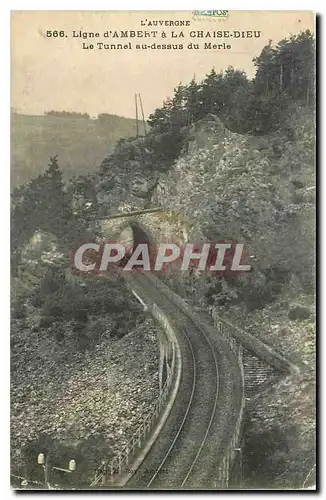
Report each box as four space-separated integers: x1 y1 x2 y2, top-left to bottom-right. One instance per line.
201 113 219 122
288 303 312 320
249 138 270 151
284 126 296 142
292 178 305 189
269 163 282 173
304 187 316 204
272 144 283 158
292 190 305 205
131 175 149 197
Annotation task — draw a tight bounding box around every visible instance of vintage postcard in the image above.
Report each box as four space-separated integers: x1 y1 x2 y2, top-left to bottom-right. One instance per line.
11 10 316 490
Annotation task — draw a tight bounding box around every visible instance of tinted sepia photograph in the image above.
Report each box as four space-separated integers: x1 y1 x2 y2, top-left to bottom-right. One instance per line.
10 10 316 490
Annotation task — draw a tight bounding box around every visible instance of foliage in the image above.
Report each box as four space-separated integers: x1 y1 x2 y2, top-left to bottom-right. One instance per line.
100 129 185 177
45 110 90 119
12 157 70 253
11 157 97 275
28 270 137 348
253 30 315 104
238 90 292 134
148 30 315 136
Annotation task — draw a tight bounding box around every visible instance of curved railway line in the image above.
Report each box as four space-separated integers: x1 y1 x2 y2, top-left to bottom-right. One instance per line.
125 271 244 489
90 222 297 490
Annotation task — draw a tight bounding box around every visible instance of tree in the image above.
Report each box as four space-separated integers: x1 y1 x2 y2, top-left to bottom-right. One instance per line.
11 156 94 276
253 30 315 106
201 68 226 116
253 40 279 95
148 100 173 132
184 78 203 122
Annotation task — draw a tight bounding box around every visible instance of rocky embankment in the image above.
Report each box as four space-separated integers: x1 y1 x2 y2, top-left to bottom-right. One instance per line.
11 313 159 485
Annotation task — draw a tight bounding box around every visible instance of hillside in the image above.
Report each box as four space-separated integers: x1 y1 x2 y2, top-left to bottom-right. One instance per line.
10 106 316 489
11 113 138 188
97 105 316 489
161 109 316 489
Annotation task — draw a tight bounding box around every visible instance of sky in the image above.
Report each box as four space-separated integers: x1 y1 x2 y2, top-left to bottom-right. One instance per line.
11 10 315 119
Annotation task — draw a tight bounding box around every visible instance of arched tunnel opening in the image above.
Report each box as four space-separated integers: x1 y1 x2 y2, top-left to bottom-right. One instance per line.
117 221 157 270
118 221 173 392
130 221 154 247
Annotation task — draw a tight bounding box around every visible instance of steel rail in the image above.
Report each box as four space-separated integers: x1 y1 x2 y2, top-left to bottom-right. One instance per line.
146 332 197 487
141 273 220 488
180 320 220 487
92 268 243 489
135 272 221 488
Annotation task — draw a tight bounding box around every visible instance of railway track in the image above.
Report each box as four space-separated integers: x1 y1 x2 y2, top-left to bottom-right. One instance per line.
125 272 244 489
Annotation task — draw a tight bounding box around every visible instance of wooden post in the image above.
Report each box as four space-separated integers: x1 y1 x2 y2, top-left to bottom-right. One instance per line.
138 94 147 136
306 81 310 108
44 455 51 489
135 93 139 137
225 456 229 488
235 448 243 486
290 63 294 90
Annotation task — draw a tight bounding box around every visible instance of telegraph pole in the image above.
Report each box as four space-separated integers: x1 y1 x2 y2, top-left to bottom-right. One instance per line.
138 93 147 136
135 93 139 137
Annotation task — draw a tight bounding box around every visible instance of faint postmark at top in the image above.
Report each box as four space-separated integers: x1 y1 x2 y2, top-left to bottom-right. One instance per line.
192 10 229 21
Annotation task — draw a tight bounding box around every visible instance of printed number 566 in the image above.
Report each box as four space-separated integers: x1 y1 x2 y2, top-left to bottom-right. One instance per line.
46 30 66 37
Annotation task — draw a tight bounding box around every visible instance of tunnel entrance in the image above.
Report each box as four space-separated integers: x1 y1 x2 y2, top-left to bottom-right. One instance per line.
117 221 155 250
117 220 156 269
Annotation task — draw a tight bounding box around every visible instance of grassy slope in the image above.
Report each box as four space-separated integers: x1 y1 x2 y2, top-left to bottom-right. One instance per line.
11 113 138 187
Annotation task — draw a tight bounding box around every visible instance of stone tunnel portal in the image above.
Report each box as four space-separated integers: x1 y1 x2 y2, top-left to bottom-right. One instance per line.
119 221 173 391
